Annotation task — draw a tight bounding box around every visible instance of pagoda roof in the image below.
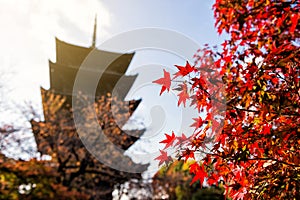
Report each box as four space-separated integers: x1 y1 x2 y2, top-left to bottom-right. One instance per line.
49 61 137 100
55 37 135 70
52 38 137 100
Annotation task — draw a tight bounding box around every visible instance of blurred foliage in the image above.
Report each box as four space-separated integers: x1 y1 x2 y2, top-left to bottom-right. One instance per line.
152 160 227 200
0 153 88 199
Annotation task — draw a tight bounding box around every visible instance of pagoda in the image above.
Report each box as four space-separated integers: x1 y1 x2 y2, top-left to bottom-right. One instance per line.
31 17 148 199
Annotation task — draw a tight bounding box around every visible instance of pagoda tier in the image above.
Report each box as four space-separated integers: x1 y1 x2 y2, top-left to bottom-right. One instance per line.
39 88 144 150
49 61 138 101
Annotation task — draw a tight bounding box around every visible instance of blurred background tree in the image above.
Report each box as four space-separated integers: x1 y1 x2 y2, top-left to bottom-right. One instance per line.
152 160 227 200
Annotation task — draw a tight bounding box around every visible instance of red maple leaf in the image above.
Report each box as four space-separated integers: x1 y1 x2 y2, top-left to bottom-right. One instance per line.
177 83 189 107
290 13 298 33
190 163 207 187
175 133 188 146
155 150 172 166
191 76 208 91
174 61 195 78
189 162 200 174
153 69 171 95
190 117 204 130
207 173 219 186
261 124 271 135
182 148 195 160
160 132 176 149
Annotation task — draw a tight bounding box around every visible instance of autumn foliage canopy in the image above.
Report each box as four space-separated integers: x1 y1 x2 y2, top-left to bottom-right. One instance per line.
154 0 299 199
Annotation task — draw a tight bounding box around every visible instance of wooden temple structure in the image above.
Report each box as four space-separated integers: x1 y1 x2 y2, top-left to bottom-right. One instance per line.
30 17 148 199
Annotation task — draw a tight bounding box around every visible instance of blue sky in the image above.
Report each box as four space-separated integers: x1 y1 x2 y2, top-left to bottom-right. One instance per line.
0 0 224 174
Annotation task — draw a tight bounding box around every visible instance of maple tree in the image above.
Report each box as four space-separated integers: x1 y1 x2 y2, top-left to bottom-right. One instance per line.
154 0 299 199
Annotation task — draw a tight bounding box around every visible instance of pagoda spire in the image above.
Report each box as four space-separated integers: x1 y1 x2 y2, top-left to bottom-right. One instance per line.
92 14 97 48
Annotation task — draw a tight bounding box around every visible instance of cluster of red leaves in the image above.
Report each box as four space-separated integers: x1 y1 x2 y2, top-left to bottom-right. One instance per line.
154 0 299 199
